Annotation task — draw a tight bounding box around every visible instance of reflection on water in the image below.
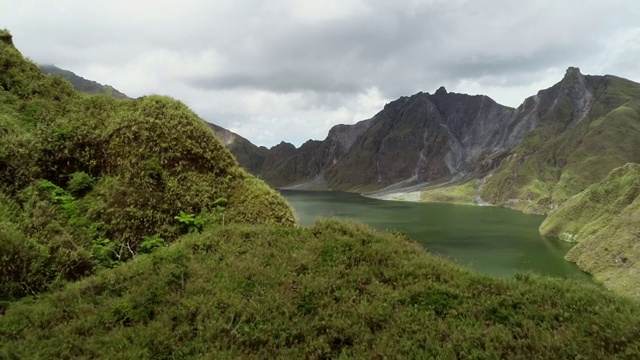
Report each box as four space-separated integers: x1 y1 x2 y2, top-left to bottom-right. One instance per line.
281 190 591 281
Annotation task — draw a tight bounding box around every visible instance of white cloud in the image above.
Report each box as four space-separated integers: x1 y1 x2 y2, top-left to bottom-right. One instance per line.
2 0 639 146
285 0 371 23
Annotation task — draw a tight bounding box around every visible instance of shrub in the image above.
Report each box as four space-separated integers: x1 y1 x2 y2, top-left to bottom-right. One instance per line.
67 171 94 196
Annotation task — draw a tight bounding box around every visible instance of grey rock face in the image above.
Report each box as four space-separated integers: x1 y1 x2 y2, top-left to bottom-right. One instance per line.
312 119 372 170
510 67 598 134
218 67 601 193
325 89 522 188
322 67 598 190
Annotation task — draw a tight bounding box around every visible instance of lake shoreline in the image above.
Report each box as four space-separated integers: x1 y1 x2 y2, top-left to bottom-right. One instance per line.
280 189 591 281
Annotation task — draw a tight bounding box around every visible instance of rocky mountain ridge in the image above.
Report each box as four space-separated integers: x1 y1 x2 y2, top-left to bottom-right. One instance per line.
47 61 639 219
481 69 639 213
231 67 616 201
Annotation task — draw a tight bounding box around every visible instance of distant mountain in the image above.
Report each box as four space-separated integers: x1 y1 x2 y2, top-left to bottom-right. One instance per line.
209 119 372 188
205 123 268 175
240 68 639 215
324 88 523 192
260 119 372 188
39 64 130 99
481 68 640 213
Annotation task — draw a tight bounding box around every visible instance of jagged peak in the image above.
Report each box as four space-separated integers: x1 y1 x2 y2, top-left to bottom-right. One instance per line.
563 66 583 82
271 141 296 151
435 86 447 95
566 66 582 75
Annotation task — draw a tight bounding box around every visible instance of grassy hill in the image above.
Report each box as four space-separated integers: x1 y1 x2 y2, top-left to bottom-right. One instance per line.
540 163 640 298
2 29 640 358
0 29 294 301
2 220 640 359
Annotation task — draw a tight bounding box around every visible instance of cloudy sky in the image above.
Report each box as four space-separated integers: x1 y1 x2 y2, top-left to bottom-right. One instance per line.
3 0 639 147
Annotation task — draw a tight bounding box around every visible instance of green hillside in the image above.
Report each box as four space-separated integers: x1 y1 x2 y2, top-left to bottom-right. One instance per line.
0 29 294 301
482 75 640 214
540 163 640 298
2 220 640 359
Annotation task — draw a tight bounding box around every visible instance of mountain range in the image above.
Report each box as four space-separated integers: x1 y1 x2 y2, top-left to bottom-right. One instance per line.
46 61 639 216
211 67 640 215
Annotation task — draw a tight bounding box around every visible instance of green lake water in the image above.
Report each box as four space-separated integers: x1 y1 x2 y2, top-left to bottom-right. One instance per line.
280 190 591 281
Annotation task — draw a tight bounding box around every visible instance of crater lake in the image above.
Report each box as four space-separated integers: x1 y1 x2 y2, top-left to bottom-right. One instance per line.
281 190 590 280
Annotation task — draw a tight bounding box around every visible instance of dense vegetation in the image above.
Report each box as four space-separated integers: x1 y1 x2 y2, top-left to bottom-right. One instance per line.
3 220 640 359
0 30 294 301
2 30 640 358
540 163 640 298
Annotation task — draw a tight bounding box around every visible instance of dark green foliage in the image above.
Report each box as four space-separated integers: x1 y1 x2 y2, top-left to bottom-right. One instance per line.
139 235 166 254
1 221 639 359
0 224 50 300
67 171 94 196
0 31 295 300
174 212 206 234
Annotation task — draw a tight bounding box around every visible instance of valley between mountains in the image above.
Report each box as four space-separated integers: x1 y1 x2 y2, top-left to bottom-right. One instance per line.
209 66 640 298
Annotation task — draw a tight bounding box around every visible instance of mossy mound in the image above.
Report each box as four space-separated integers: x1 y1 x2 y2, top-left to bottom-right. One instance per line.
0 31 294 301
1 220 639 359
540 163 640 298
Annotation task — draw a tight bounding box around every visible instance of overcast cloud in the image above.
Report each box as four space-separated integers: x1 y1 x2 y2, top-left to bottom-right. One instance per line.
3 0 639 146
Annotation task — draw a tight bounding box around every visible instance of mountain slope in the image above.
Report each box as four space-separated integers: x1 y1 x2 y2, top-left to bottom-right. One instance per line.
3 220 640 359
481 69 640 213
40 64 130 99
206 122 269 175
240 67 638 218
325 88 522 191
208 119 372 188
539 163 640 298
265 119 373 188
